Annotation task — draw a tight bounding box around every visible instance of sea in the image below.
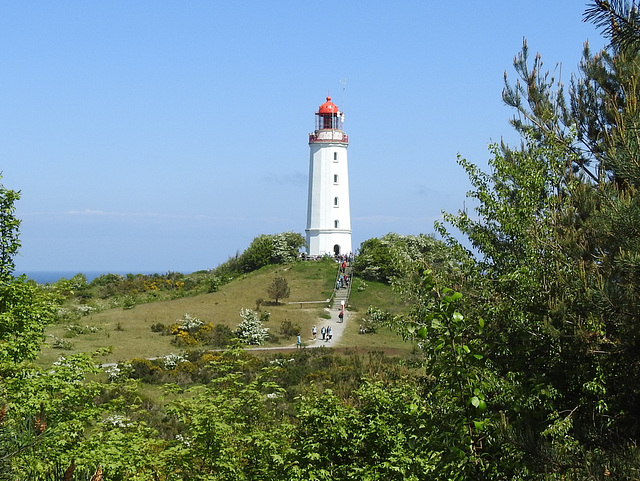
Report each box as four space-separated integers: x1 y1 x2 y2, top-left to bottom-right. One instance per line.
19 271 161 285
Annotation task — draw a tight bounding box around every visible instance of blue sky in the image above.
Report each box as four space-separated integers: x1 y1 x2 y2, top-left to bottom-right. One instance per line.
2 1 606 274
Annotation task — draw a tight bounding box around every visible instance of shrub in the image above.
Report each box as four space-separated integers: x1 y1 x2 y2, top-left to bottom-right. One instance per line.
359 317 377 334
150 322 165 333
172 331 198 347
353 233 456 284
122 295 136 310
279 319 301 339
162 353 187 370
128 358 160 380
205 275 223 293
236 308 269 345
64 324 99 338
237 232 306 274
51 336 73 350
199 323 235 347
176 313 203 333
268 331 281 344
197 352 222 365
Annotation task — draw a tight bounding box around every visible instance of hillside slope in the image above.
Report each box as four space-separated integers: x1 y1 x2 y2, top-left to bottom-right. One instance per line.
39 261 410 365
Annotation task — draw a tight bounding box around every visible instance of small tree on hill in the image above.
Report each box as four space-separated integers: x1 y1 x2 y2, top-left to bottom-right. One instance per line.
266 276 290 305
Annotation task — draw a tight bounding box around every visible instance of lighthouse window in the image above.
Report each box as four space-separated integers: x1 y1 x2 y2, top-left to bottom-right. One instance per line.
333 152 338 161
333 174 339 184
334 197 339 207
334 220 339 228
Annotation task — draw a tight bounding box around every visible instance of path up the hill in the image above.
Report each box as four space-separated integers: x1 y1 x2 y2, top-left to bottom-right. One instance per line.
306 263 352 348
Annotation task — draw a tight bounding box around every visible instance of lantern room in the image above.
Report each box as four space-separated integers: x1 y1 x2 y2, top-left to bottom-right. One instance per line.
315 96 344 131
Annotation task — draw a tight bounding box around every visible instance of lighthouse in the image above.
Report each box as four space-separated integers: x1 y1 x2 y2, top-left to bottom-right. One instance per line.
305 96 352 257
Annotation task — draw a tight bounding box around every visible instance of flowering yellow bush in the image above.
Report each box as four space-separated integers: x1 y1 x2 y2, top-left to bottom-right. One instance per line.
197 353 221 365
175 360 197 374
174 331 198 346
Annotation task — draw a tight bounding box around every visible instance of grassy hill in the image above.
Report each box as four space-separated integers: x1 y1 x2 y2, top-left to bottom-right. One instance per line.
38 260 412 366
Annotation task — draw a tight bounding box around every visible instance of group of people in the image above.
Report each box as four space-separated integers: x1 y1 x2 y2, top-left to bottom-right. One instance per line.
335 256 352 290
311 324 333 342
335 252 354 264
336 273 350 290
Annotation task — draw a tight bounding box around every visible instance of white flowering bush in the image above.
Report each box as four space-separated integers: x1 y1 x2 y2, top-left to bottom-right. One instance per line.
269 358 295 367
104 414 132 428
175 434 192 447
271 232 304 264
65 324 99 337
55 304 97 322
162 353 187 370
50 335 73 350
104 364 121 382
53 355 73 368
236 308 269 345
177 313 203 333
76 305 96 316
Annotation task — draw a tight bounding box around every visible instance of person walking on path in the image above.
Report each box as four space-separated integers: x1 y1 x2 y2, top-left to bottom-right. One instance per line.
312 325 317 340
297 334 302 348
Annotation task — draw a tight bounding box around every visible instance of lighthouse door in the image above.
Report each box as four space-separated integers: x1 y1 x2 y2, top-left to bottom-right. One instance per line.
333 244 340 256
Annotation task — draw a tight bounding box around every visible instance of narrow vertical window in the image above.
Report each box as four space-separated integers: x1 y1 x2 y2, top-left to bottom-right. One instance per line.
333 152 338 161
334 220 339 228
333 174 339 184
334 197 339 207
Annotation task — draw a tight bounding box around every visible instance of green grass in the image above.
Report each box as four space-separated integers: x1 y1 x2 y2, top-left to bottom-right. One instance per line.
337 277 413 354
39 260 413 365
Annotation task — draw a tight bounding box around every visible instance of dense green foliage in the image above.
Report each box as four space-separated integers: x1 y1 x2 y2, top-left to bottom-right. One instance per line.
0 182 20 282
353 233 457 284
214 231 306 277
425 1 640 476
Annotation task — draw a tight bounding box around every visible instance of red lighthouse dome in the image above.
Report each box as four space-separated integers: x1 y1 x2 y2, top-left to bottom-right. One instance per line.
318 96 339 114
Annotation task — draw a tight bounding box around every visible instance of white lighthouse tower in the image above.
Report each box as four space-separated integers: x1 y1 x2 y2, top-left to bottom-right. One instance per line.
305 96 352 257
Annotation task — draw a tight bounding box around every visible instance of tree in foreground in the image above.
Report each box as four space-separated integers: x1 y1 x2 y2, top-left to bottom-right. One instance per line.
413 1 640 477
0 176 107 479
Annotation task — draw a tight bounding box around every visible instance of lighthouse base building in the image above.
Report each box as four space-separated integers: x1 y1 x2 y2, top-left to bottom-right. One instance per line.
305 96 352 257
